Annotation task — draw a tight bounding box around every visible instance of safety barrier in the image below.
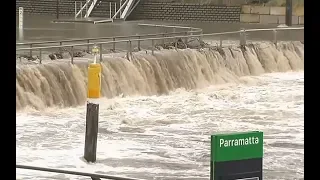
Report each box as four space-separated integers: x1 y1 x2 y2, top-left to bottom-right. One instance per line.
16 164 142 180
16 25 303 64
16 24 202 57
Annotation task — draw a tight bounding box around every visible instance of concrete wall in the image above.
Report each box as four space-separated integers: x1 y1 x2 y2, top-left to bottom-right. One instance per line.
240 5 304 25
128 2 241 22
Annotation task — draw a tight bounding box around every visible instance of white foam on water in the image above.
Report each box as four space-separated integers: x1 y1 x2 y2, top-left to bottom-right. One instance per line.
17 71 304 180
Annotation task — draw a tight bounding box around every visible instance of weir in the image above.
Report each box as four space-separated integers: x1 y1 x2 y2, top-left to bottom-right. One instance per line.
16 41 304 110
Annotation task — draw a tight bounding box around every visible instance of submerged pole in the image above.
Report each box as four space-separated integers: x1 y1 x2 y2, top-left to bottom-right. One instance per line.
84 45 101 163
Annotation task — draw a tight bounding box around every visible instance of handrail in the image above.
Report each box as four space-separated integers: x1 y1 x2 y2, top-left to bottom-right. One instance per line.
112 0 129 20
75 0 92 18
16 27 304 51
85 0 97 18
123 0 141 20
16 164 142 180
16 30 201 46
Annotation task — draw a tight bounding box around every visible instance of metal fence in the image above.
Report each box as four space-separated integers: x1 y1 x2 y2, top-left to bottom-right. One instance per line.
17 164 143 180
16 24 304 179
16 24 202 57
16 24 303 64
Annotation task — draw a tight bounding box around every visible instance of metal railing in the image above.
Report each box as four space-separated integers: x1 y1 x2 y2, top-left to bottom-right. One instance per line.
16 25 303 64
16 25 202 57
17 164 142 180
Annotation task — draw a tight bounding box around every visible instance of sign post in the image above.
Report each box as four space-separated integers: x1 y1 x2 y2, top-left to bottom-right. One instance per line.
210 131 263 180
18 7 24 41
18 7 23 30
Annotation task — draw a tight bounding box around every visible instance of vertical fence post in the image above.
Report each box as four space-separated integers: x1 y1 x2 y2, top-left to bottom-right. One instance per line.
162 33 165 47
114 2 117 19
126 41 130 60
75 1 77 18
130 40 133 57
113 37 116 51
30 44 33 57
152 39 154 55
199 29 203 41
80 1 83 18
138 36 141 51
109 2 112 18
175 38 177 50
239 29 246 46
273 29 277 45
184 32 188 44
99 44 103 62
39 49 42 64
120 0 122 17
71 46 74 64
87 40 90 52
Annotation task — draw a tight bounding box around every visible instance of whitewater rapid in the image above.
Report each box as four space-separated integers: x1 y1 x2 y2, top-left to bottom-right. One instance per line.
16 40 304 179
17 71 304 180
16 41 304 110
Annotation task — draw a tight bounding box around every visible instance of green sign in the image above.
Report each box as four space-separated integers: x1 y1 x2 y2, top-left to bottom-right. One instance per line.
211 131 263 162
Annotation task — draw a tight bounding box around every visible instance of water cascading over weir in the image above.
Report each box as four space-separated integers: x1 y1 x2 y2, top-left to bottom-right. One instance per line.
16 41 304 111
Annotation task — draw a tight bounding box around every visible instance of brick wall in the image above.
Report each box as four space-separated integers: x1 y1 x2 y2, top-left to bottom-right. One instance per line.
127 2 241 22
141 0 247 6
16 0 86 16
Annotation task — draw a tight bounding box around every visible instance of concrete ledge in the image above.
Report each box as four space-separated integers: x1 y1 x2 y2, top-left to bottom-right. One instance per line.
270 7 285 15
251 6 270 15
260 15 278 24
298 16 304 25
240 14 259 23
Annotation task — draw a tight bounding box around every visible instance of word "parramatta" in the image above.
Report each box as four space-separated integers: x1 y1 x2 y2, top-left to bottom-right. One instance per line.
219 137 259 147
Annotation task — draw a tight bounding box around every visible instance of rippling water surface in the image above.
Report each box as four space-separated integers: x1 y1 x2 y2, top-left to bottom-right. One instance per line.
17 71 304 180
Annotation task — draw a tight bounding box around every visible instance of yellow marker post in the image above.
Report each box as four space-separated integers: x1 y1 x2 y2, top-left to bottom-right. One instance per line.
84 45 101 163
87 63 101 98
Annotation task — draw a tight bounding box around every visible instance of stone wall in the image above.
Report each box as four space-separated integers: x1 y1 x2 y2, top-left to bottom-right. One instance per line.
128 2 241 22
240 5 304 25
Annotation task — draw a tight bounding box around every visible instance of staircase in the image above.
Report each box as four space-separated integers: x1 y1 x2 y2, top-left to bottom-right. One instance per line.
90 0 121 18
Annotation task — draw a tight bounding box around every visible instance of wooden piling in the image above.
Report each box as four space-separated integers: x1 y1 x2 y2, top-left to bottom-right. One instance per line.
84 102 99 162
84 49 101 163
